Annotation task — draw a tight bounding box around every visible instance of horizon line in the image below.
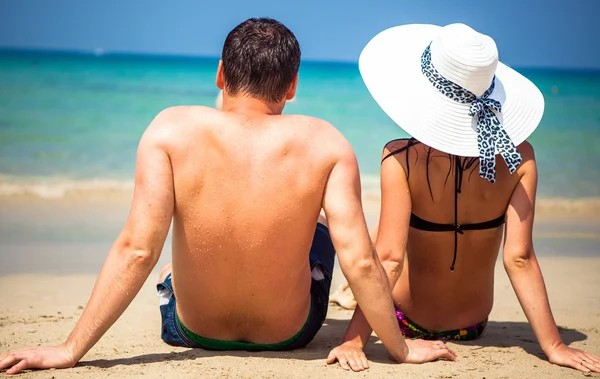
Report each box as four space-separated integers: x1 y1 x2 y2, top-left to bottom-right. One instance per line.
2 46 600 72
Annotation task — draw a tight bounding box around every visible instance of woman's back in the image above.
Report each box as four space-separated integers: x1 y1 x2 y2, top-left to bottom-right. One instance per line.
329 23 599 374
381 138 535 330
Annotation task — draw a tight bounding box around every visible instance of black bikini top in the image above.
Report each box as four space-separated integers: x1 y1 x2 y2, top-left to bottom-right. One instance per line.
382 138 505 271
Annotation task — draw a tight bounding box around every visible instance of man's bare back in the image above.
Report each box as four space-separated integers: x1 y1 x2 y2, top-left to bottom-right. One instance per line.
164 105 340 342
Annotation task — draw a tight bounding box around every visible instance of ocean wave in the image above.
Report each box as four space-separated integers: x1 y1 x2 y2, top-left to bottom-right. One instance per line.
1 176 599 216
360 188 600 217
0 176 133 198
0 176 381 199
534 197 600 216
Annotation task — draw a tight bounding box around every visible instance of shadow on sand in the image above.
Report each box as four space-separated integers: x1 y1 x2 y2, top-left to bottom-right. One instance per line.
366 320 588 364
79 319 588 369
459 321 588 358
79 318 353 369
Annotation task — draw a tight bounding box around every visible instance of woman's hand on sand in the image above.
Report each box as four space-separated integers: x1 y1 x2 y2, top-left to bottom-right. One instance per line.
326 341 370 372
398 339 457 364
547 343 600 373
0 345 76 375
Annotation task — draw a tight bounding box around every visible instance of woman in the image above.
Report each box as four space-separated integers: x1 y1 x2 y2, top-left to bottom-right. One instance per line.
326 23 600 373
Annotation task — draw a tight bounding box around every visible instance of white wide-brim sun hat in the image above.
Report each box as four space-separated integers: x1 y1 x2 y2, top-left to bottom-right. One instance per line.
359 23 545 157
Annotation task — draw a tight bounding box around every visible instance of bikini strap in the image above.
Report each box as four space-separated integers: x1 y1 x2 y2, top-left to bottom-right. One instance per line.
451 156 463 271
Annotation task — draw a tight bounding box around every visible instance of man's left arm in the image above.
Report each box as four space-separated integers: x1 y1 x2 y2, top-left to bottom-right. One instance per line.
0 111 176 375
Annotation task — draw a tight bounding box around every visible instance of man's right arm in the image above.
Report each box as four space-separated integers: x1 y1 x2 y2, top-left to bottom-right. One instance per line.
0 108 177 374
321 135 455 370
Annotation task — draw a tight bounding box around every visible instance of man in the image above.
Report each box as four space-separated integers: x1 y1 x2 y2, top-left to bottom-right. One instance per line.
0 18 454 374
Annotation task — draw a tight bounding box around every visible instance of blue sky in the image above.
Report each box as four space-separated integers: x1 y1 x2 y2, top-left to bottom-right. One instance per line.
0 0 599 69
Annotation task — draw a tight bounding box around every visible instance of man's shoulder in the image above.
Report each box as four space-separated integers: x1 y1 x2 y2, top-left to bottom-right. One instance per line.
148 105 218 134
142 106 217 150
152 105 217 127
283 114 350 148
281 114 331 129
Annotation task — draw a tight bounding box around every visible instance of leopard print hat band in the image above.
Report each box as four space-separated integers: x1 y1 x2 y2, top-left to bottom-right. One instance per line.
421 43 522 183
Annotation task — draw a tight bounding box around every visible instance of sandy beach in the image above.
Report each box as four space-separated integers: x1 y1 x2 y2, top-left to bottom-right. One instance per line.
1 192 599 378
1 2 600 377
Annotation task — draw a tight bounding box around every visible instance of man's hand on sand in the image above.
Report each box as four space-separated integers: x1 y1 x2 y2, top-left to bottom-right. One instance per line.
547 343 600 373
400 338 457 364
326 338 456 372
0 345 75 375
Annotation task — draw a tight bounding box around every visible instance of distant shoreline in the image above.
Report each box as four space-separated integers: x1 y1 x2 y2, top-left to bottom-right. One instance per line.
2 47 600 72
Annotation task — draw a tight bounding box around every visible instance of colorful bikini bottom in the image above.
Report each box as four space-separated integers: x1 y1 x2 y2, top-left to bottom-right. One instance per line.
395 307 487 341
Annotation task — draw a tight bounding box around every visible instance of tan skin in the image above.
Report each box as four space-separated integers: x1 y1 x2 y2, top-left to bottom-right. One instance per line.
328 139 600 373
0 63 456 375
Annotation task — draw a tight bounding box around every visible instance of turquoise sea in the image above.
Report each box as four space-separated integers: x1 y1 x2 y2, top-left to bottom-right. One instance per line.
0 50 599 199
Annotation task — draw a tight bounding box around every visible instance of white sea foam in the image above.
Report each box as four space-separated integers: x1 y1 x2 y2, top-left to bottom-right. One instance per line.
0 175 599 217
0 175 134 198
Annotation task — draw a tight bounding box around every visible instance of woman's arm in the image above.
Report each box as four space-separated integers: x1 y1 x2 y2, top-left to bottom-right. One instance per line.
503 142 600 373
